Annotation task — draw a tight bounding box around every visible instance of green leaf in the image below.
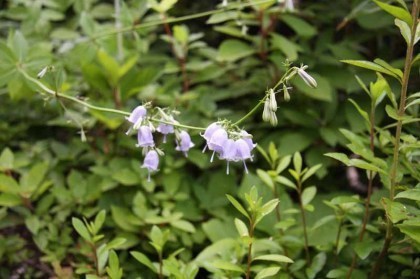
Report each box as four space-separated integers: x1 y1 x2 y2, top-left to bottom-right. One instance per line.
0 193 22 207
207 11 238 24
171 219 196 233
20 163 49 195
293 152 302 174
97 49 120 85
276 155 292 174
12 31 28 61
106 238 127 250
226 194 249 219
396 218 420 243
373 0 412 26
302 164 322 183
257 169 274 190
373 59 403 80
394 19 411 45
131 251 157 273
302 186 317 206
381 198 408 223
72 217 91 241
255 267 281 279
234 218 249 237
93 210 106 234
281 15 317 38
395 189 420 201
342 60 400 80
218 39 255 62
275 176 297 190
306 252 326 279
212 260 244 273
254 254 294 263
260 199 279 217
293 74 333 102
271 33 300 61
25 216 40 234
0 148 14 171
354 240 375 260
348 99 370 125
0 174 19 194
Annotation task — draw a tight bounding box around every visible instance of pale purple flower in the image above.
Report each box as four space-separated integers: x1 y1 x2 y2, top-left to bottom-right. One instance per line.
239 130 257 155
175 131 195 157
220 139 236 174
207 128 228 162
142 150 159 182
235 139 252 173
201 122 222 152
297 68 317 88
137 126 154 147
157 123 174 143
220 138 253 174
126 105 147 134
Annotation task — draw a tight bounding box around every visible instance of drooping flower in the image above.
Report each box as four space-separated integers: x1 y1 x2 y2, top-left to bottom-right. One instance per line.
175 131 195 157
268 89 277 112
137 126 154 147
297 67 317 88
207 128 228 162
157 123 174 143
239 130 256 157
284 0 294 11
234 139 252 174
201 122 222 152
142 150 159 182
220 139 236 174
126 105 147 134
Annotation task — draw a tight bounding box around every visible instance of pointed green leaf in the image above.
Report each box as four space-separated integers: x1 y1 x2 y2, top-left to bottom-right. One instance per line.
255 267 281 279
131 251 157 273
254 254 293 263
373 0 412 26
395 189 420 201
226 194 249 219
212 260 244 273
302 186 317 206
234 218 249 237
72 217 91 241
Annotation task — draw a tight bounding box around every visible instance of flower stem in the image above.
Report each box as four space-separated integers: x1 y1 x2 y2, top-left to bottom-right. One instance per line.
245 221 255 279
90 0 274 41
370 2 419 277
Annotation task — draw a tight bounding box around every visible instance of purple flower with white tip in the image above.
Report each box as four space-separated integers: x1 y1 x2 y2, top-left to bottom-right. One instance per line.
137 126 154 147
157 123 174 143
142 150 159 182
234 139 252 173
220 139 237 174
126 105 147 134
175 131 195 157
207 128 228 162
239 130 256 161
201 122 222 152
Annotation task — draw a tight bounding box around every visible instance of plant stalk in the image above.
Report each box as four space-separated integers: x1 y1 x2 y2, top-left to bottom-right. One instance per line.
297 180 311 264
370 2 419 277
246 221 255 279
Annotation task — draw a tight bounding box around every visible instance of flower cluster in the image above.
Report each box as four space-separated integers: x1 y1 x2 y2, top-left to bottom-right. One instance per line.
201 122 256 175
126 105 194 181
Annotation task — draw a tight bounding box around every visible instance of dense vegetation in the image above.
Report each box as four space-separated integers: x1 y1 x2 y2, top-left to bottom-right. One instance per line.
0 0 419 278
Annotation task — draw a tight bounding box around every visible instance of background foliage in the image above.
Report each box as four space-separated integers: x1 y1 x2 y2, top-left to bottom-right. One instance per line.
0 0 419 278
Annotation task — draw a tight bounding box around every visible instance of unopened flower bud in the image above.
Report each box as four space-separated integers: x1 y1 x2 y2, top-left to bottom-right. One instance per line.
298 68 317 88
262 99 271 122
37 67 48 79
269 111 278 126
269 89 277 111
283 84 290 102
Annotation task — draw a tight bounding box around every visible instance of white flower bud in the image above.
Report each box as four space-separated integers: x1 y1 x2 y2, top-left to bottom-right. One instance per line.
269 111 278 126
283 84 290 102
298 68 317 88
262 99 271 122
37 67 48 79
269 89 277 111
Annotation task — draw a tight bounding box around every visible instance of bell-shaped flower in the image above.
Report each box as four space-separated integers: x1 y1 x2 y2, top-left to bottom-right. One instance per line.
297 67 317 88
175 131 195 157
142 150 159 182
126 105 147 134
201 122 222 152
239 130 256 154
207 128 228 162
157 123 174 143
220 139 237 174
235 139 252 173
137 126 155 147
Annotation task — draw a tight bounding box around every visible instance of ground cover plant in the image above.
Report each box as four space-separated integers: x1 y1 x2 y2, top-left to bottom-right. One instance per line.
0 0 419 278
